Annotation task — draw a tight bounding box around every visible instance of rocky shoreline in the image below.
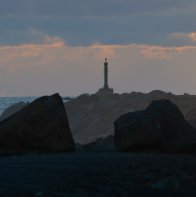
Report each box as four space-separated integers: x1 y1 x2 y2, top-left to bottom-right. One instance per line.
65 90 196 144
0 92 196 196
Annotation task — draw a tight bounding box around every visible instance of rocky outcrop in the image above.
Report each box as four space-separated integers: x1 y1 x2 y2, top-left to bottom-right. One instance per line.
65 91 196 144
114 99 196 153
0 101 28 121
83 135 115 151
2 90 196 145
0 93 75 154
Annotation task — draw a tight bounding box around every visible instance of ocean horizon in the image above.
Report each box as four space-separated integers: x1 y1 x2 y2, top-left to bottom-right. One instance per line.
0 96 73 115
0 97 37 115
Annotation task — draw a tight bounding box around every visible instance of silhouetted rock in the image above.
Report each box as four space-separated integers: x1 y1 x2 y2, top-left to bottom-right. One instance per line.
114 99 196 153
0 93 75 154
2 91 196 145
83 135 115 151
0 101 28 121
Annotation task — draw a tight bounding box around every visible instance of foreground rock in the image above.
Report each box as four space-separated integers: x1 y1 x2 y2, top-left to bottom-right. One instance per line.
114 99 196 153
0 93 75 154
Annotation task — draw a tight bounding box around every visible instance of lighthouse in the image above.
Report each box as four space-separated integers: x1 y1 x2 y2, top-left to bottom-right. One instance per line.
104 58 109 89
96 58 114 96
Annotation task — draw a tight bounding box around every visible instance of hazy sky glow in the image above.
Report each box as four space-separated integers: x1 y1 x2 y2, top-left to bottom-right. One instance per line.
0 0 196 96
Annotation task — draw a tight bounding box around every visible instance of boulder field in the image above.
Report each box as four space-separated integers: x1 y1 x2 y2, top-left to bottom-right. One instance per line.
0 93 75 154
114 99 196 153
2 90 196 144
65 91 196 144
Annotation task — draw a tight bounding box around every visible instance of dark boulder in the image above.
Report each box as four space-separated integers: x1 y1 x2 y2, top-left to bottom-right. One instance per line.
114 99 196 153
0 93 75 154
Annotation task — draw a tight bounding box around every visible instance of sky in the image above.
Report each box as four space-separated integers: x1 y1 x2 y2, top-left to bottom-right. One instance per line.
0 0 196 96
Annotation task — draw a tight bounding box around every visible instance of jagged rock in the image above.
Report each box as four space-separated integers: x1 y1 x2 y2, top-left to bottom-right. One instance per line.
0 101 28 121
114 99 196 153
0 93 75 154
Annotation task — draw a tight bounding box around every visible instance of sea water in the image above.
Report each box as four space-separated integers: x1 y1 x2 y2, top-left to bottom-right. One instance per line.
0 96 73 115
0 97 37 115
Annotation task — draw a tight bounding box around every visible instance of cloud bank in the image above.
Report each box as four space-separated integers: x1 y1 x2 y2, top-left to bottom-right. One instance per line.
0 1 195 96
0 0 196 46
1 34 196 96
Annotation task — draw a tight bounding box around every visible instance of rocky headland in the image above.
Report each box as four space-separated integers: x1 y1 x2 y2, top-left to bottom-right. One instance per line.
2 90 196 145
65 90 196 144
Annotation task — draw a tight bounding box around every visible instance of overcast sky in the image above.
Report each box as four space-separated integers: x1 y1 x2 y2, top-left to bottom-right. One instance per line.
0 0 196 96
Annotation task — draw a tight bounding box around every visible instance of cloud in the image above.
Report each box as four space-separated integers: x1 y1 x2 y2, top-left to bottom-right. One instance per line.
0 0 194 18
140 45 196 59
1 1 196 96
1 34 196 96
1 34 196 69
0 36 192 68
0 1 196 46
172 32 196 42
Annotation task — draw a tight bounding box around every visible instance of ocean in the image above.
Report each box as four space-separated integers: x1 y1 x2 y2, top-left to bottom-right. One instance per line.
0 96 73 115
0 97 37 115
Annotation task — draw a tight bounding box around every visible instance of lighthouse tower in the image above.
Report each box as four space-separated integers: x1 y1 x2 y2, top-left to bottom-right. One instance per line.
96 58 114 96
104 58 109 89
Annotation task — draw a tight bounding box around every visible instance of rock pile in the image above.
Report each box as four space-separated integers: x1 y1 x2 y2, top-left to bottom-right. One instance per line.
65 91 196 144
2 90 196 145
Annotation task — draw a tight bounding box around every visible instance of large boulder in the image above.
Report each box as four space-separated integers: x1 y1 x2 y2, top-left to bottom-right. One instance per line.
0 93 75 154
114 99 196 153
